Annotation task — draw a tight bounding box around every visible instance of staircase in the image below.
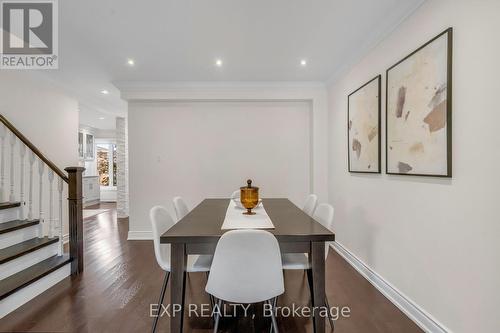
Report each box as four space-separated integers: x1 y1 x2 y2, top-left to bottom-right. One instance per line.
0 114 84 318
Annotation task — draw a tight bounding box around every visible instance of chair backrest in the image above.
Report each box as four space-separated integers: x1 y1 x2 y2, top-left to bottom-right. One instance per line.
312 203 334 259
206 230 284 304
150 205 176 270
173 196 189 221
230 190 240 200
303 194 318 217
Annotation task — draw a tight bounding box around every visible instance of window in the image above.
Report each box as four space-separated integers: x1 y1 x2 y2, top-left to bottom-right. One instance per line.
96 142 117 187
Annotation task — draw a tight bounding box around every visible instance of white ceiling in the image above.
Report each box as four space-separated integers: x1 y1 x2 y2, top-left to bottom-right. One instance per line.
78 104 116 130
40 0 424 122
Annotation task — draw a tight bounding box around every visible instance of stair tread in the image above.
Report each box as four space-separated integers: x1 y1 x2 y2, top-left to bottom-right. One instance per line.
0 254 70 300
0 202 21 210
0 219 40 234
0 237 59 264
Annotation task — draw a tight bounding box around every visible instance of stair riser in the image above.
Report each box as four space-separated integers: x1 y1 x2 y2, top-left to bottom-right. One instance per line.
0 262 70 319
0 225 38 249
0 243 59 280
0 207 20 224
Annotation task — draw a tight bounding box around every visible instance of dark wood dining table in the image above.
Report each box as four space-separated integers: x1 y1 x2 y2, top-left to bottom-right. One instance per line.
160 198 335 333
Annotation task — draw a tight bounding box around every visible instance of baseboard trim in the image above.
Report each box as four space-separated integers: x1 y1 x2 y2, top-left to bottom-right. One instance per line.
127 231 152 240
331 242 450 333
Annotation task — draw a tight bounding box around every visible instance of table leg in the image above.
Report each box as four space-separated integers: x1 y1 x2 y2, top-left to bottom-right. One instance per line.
171 243 187 333
311 241 326 333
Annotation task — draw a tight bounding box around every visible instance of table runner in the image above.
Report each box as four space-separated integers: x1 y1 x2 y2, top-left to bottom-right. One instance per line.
221 199 275 230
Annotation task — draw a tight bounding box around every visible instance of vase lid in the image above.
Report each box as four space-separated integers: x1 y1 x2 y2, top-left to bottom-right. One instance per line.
240 179 259 190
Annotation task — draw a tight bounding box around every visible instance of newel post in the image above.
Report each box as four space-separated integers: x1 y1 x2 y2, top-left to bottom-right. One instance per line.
65 167 85 275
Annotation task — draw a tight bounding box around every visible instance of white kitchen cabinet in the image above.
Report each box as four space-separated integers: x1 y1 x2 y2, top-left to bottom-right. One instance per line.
83 176 100 206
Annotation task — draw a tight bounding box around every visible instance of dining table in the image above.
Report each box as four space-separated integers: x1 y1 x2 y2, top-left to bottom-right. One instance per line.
160 198 335 333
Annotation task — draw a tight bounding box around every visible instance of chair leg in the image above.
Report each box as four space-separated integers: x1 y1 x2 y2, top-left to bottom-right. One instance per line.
306 269 314 305
306 269 334 331
324 296 335 331
269 298 279 333
269 299 274 333
205 272 215 309
213 299 222 333
152 271 170 333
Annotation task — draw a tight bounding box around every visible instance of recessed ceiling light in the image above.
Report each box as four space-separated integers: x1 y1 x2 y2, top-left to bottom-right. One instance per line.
127 58 135 66
215 59 223 67
99 117 105 120
300 59 307 66
101 90 109 95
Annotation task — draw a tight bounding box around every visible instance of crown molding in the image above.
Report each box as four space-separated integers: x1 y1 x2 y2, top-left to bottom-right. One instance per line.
113 81 326 102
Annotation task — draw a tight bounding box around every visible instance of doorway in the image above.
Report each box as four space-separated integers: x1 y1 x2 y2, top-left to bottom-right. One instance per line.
96 140 117 202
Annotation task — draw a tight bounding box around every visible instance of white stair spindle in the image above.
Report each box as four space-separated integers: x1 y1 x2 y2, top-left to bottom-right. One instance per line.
0 123 5 202
38 159 45 238
19 144 27 220
58 177 64 256
9 132 16 202
28 151 35 220
48 170 54 238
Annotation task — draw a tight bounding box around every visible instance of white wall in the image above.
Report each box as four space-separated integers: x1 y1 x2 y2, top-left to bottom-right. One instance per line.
129 100 312 235
327 1 500 332
0 72 79 168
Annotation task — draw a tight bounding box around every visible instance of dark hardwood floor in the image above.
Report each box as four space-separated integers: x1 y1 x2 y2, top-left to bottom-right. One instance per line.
0 203 422 333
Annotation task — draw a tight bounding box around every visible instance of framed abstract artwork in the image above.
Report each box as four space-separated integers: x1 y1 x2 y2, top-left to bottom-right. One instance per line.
348 75 381 173
386 28 452 177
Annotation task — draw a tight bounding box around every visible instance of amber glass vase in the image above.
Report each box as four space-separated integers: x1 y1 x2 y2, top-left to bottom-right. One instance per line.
240 179 259 215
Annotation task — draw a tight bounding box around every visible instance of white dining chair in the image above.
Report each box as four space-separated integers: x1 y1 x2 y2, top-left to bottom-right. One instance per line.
173 196 190 221
281 203 335 329
150 205 213 332
230 190 240 200
303 194 318 217
206 229 284 333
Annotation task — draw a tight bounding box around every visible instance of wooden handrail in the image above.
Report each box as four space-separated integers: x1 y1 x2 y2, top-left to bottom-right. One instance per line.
0 114 69 183
0 113 84 276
